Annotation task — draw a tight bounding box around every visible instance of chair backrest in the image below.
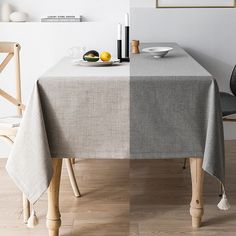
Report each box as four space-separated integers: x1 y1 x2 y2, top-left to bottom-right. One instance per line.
0 42 25 116
230 65 236 96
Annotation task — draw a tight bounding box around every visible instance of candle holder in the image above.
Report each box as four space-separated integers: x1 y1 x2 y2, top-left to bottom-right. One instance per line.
116 14 130 63
117 39 122 62
123 25 130 62
118 26 130 63
121 57 130 62
131 40 140 54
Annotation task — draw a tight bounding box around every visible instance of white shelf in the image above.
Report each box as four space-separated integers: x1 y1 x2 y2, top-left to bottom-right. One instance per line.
0 21 118 27
0 21 89 24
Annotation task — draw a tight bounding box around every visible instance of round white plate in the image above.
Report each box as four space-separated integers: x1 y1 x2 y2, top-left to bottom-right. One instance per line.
142 47 173 58
73 60 118 67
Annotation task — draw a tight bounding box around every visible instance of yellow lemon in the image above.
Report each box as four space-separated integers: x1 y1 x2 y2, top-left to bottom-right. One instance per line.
100 51 111 62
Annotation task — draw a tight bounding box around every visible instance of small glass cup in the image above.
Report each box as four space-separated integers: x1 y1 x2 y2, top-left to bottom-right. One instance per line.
68 46 86 60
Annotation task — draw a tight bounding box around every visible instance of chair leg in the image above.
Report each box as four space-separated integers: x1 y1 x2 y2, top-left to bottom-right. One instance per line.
23 193 30 223
219 183 223 197
182 158 187 169
71 158 76 164
65 159 81 197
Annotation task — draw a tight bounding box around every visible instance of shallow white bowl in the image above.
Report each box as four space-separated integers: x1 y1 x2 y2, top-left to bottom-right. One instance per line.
72 59 118 67
142 47 173 58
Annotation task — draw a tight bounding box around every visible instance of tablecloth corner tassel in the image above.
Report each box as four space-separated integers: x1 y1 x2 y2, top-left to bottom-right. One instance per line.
27 210 38 228
217 189 231 211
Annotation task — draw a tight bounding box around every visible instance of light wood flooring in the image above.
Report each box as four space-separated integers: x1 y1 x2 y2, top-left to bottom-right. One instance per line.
0 141 236 236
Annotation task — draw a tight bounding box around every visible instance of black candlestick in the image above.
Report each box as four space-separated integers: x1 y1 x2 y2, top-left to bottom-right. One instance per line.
125 26 129 58
117 39 122 62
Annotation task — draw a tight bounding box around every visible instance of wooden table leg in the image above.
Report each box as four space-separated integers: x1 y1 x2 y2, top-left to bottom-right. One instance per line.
46 159 62 236
189 157 204 228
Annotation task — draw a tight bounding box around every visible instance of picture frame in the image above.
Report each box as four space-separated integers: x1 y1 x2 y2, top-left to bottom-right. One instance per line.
156 0 236 8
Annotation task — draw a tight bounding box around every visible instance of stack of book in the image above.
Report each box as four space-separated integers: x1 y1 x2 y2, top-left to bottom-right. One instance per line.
41 16 82 22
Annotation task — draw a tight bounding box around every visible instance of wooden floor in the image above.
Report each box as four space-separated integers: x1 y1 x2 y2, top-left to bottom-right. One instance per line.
0 141 236 236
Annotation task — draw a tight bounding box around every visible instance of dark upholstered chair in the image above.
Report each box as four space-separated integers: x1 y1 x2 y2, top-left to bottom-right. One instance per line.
220 65 236 121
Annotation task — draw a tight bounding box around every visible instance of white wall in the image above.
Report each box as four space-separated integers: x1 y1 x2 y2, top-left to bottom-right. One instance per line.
1 0 235 157
131 1 236 139
2 0 129 22
131 0 155 8
0 1 129 157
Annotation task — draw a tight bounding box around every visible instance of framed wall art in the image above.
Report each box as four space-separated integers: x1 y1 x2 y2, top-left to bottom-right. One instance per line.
156 0 236 8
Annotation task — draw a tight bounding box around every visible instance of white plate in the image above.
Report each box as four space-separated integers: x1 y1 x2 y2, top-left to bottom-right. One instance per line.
142 47 173 58
73 60 118 67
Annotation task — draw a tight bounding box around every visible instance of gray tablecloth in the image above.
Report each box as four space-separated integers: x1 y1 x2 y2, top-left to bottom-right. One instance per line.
130 43 225 186
6 43 225 203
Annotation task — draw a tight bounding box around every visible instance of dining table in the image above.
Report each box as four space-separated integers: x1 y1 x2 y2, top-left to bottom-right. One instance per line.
6 43 225 236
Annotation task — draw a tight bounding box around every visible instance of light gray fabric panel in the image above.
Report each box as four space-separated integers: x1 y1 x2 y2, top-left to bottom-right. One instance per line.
38 77 130 158
6 84 53 203
7 72 129 203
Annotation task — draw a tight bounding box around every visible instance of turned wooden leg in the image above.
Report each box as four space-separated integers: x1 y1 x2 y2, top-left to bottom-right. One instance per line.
65 159 81 197
46 159 62 236
71 158 76 164
189 157 204 228
23 193 30 223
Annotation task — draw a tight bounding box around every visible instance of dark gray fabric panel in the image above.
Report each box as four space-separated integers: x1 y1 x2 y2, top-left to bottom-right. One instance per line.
130 43 225 185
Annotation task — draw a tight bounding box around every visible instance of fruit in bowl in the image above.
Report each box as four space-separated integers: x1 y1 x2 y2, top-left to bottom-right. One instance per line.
100 51 111 62
83 50 99 62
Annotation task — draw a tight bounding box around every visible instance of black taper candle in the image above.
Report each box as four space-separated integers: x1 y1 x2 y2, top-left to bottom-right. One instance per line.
117 39 122 62
125 26 129 58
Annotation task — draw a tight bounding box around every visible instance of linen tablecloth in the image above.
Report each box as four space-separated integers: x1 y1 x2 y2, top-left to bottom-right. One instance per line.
6 59 129 203
130 43 225 183
6 43 225 203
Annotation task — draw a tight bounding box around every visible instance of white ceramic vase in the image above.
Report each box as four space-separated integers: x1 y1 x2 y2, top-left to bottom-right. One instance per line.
1 3 12 22
10 12 28 22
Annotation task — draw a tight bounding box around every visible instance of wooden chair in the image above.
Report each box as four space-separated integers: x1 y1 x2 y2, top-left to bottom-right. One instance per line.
0 42 81 224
